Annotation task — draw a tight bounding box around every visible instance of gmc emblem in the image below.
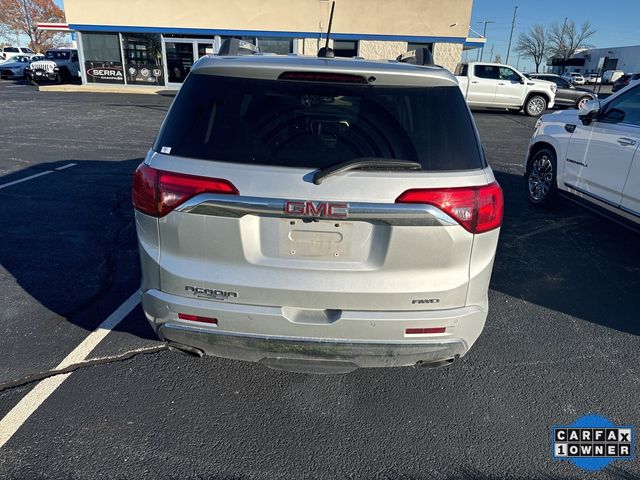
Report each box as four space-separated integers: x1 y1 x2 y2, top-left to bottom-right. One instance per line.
284 200 348 218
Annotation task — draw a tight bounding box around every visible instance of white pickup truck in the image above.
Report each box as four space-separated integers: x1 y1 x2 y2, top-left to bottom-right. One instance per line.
455 62 557 116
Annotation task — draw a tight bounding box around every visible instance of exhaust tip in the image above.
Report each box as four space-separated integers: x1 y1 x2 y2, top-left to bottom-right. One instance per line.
166 342 205 358
415 355 458 369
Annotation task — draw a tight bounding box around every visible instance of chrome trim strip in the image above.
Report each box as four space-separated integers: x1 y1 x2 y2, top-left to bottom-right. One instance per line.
564 182 640 218
564 182 619 208
174 193 459 226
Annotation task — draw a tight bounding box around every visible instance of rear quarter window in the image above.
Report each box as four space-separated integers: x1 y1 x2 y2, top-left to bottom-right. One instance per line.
454 63 468 76
155 73 484 172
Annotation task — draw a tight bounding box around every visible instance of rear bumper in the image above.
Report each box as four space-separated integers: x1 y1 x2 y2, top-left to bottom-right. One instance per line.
142 289 487 372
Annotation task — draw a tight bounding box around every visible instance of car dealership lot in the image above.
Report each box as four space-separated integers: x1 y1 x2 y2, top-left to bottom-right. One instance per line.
0 80 638 479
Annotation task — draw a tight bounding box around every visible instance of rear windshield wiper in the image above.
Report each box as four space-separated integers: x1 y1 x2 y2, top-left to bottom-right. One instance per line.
313 157 421 185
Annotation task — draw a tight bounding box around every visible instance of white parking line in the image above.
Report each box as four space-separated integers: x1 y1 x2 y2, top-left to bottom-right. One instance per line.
0 291 141 449
0 163 76 190
53 163 76 171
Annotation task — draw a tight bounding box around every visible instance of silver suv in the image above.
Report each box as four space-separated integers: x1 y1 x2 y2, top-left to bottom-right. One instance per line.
133 51 503 373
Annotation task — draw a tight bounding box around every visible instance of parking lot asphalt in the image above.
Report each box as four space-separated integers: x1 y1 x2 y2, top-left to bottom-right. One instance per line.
0 79 638 479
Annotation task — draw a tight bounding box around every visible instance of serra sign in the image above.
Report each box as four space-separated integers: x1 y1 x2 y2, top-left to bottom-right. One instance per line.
84 62 125 84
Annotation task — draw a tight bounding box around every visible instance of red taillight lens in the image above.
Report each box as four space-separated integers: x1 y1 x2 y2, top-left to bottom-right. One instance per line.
156 169 238 216
132 163 158 216
132 163 238 217
405 327 446 335
178 313 218 325
396 182 503 234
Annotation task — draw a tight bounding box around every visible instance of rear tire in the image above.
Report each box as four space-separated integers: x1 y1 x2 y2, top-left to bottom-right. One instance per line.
526 147 557 206
524 95 547 116
576 96 591 110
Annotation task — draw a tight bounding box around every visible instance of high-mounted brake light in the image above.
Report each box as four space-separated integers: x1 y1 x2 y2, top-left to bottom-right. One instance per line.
396 182 503 234
132 163 238 217
278 72 368 83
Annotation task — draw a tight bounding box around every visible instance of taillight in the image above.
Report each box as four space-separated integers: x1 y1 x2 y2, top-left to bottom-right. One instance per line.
178 313 218 325
132 163 157 216
396 182 503 234
405 327 446 335
132 163 238 217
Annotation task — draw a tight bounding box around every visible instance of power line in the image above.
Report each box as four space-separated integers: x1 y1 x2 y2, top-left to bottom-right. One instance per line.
505 5 518 64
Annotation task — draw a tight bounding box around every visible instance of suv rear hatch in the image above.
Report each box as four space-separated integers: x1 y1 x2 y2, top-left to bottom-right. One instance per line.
138 67 497 312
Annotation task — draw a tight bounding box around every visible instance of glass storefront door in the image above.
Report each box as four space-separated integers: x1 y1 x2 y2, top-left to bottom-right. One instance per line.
197 43 214 58
163 38 214 87
165 41 194 84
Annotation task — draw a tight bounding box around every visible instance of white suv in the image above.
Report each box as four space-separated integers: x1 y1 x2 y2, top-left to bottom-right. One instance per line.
526 83 640 227
1 46 36 62
132 46 503 373
563 72 586 85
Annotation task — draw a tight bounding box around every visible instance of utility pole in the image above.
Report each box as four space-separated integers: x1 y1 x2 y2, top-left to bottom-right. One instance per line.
476 20 495 61
505 5 518 64
489 44 494 63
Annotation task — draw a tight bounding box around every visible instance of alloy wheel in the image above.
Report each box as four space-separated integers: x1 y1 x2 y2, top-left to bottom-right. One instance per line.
577 97 590 110
527 97 545 116
528 154 553 201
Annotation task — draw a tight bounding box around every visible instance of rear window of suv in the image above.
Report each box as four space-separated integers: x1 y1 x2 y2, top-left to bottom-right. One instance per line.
155 73 484 171
44 51 70 60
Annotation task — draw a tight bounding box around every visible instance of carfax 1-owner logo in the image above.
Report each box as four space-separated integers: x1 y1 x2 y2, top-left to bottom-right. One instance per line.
552 415 634 471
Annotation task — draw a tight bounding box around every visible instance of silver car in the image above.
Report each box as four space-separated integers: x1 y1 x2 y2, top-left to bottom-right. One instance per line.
133 52 503 373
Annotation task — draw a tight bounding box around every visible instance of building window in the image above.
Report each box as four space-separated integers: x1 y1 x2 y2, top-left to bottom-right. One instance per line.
333 40 358 57
256 37 293 54
122 33 165 86
407 42 433 53
82 33 124 84
220 36 256 44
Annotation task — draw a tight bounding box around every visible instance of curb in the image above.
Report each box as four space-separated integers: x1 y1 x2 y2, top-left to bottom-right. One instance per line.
35 83 176 95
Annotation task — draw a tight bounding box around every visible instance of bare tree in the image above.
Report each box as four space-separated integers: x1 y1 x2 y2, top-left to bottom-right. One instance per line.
494 54 502 63
516 24 547 73
548 20 596 73
0 0 65 52
0 21 12 44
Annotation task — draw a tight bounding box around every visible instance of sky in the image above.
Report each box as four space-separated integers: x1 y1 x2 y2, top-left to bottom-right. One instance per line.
7 0 638 71
465 0 640 72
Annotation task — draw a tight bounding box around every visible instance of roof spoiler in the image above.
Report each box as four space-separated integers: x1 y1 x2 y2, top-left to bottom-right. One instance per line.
217 38 260 56
396 47 435 66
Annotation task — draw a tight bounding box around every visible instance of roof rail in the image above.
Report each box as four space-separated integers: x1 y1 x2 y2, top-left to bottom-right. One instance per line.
217 38 260 56
396 47 435 66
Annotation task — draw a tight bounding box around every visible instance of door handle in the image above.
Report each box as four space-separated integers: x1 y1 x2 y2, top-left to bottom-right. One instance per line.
618 137 637 146
498 82 505 85
471 81 479 84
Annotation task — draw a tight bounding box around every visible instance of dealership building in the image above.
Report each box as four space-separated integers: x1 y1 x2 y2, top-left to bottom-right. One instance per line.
551 44 640 75
62 0 483 89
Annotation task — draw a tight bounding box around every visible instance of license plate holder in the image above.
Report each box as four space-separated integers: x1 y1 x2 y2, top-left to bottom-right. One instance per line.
279 219 351 258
